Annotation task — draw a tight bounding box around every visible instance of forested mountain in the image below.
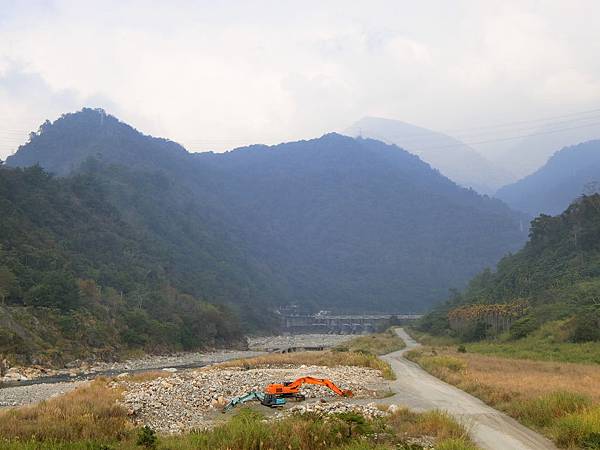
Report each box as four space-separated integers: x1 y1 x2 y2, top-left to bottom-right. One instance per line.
496 140 600 216
193 134 527 312
419 194 600 342
0 165 246 364
2 108 529 362
345 117 515 194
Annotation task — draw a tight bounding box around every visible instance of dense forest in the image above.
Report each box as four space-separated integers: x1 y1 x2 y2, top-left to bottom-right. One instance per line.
419 194 600 343
7 109 528 314
0 165 249 364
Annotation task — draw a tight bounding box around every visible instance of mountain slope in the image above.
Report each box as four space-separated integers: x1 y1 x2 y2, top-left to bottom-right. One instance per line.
6 109 528 315
192 133 527 312
345 116 515 193
0 165 245 364
419 194 600 342
496 140 600 216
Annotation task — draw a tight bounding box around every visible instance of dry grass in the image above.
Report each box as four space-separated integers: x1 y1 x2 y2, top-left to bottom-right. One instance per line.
408 347 600 404
408 347 600 448
336 329 406 355
386 407 477 450
0 378 131 443
215 349 396 380
122 370 173 383
387 407 468 441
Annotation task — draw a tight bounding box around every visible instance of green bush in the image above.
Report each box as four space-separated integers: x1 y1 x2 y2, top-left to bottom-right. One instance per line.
136 426 157 449
570 310 600 343
509 315 538 340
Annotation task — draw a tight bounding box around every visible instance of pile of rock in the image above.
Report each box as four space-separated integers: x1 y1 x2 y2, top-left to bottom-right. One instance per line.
284 401 389 420
114 365 385 433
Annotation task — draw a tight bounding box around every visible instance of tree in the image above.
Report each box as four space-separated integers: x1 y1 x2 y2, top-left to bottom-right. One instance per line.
0 266 16 305
25 271 80 310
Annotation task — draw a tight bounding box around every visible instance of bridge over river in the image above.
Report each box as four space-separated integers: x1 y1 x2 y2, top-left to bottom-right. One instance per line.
281 313 422 334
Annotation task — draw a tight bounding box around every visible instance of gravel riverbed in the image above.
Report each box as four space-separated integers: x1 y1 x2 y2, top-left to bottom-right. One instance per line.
2 334 351 384
115 365 387 433
0 334 359 408
0 381 86 408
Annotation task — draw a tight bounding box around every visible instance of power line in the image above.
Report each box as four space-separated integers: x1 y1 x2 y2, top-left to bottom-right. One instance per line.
441 107 600 133
382 113 600 144
418 120 600 151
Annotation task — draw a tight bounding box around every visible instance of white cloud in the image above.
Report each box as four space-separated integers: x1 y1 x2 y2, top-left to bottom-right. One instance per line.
1 0 599 162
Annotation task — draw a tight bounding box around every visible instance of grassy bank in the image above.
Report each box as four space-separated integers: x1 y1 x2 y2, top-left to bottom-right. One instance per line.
464 339 600 365
335 329 406 355
218 349 396 380
0 379 131 444
406 346 600 448
408 321 600 365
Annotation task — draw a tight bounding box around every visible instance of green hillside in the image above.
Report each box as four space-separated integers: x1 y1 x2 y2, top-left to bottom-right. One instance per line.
419 194 600 344
0 165 247 365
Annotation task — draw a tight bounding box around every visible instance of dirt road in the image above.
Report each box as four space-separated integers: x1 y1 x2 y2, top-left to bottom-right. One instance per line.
381 328 556 450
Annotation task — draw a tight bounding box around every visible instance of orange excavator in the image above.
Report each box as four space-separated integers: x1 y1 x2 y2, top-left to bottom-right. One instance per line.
264 376 353 401
223 376 352 412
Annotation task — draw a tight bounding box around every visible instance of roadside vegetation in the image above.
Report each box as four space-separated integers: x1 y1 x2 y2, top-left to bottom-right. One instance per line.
406 344 600 448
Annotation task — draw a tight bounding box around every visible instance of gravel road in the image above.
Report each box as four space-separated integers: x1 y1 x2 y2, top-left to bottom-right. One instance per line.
379 328 557 450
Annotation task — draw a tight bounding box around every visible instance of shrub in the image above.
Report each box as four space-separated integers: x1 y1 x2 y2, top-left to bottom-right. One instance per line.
457 345 467 353
136 426 157 449
570 311 600 343
509 315 538 340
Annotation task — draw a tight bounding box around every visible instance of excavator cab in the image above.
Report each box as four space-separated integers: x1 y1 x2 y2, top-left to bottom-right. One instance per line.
260 393 287 407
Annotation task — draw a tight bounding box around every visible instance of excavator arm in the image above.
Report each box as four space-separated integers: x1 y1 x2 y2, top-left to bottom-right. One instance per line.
222 391 287 413
265 376 353 397
222 391 264 413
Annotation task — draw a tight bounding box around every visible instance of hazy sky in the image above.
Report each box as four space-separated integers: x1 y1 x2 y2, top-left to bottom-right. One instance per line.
1 0 600 161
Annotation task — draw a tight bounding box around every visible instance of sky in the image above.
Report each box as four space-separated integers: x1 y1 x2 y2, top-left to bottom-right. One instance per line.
1 0 600 166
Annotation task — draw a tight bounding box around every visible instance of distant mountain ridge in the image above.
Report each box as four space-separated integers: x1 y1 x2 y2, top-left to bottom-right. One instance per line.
345 116 515 194
6 108 528 316
496 140 600 216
